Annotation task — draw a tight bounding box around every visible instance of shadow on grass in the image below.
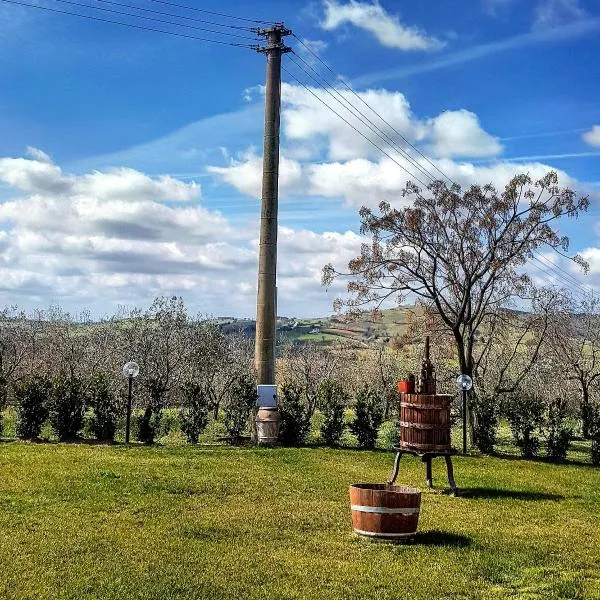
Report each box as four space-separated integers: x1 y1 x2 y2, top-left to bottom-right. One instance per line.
459 487 564 501
489 451 594 469
412 530 473 547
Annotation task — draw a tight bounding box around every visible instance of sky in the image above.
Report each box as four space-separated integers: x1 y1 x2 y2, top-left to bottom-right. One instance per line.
0 0 599 318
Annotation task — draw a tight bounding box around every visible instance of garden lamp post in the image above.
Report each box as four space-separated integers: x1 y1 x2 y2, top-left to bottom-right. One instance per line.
456 374 473 455
123 361 140 444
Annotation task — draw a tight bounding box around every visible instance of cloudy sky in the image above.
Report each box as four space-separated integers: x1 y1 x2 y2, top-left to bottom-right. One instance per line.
1 0 599 318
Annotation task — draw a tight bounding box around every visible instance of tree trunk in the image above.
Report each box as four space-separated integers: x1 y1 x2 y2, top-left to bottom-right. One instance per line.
454 331 476 444
580 384 593 439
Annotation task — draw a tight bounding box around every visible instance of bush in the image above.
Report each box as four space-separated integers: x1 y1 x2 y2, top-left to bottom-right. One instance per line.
15 376 51 439
471 394 499 454
223 374 257 443
48 374 86 441
137 405 162 445
137 378 166 445
88 374 120 441
0 376 7 437
377 420 399 450
504 391 545 458
546 397 573 463
350 386 383 449
278 380 311 446
590 407 600 466
179 382 211 444
318 379 347 446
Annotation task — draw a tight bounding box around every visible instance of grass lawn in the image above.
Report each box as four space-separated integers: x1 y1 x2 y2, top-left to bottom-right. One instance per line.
0 443 599 600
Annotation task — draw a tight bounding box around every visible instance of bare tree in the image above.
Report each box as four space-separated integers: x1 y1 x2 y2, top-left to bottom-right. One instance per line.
546 294 600 438
323 172 588 384
183 318 253 420
279 341 345 418
124 296 188 443
0 306 39 408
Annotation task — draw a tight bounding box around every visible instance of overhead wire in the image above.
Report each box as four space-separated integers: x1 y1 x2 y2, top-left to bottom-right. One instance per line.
281 63 431 188
289 34 595 296
533 253 595 297
143 0 272 24
288 52 437 186
92 0 259 31
0 0 258 46
529 256 591 300
48 0 260 40
292 33 456 187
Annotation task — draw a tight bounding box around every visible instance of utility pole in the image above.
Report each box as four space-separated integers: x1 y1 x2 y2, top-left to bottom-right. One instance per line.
254 24 291 386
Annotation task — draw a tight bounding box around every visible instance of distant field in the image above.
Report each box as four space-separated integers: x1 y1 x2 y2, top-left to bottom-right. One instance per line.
0 442 598 600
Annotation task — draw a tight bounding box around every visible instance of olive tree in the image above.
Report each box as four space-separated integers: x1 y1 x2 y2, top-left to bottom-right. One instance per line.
546 294 600 438
124 296 188 444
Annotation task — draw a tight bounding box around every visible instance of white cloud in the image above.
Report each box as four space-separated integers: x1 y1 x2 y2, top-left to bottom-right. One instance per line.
426 110 504 158
583 125 600 147
276 84 501 162
207 149 304 198
210 145 577 210
321 0 444 51
0 151 364 317
25 146 52 163
534 0 586 29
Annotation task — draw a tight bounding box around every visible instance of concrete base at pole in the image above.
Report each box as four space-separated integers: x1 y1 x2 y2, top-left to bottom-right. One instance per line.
255 407 280 445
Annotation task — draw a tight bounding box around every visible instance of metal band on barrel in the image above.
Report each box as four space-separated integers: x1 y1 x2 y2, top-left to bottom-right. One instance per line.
351 505 420 515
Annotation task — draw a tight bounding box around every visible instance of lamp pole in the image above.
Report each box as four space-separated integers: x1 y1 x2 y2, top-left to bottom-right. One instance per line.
126 375 133 444
456 374 473 455
462 388 467 455
123 361 140 444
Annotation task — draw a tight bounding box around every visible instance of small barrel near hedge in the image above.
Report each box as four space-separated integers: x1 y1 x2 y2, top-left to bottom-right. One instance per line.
349 484 421 541
255 407 280 445
400 393 452 452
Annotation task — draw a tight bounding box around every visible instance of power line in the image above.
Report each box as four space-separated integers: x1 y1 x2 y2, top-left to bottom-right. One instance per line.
290 33 596 299
288 52 437 186
49 0 260 40
533 253 594 297
292 33 456 187
529 256 591 301
282 63 430 188
93 0 258 31
0 0 258 47
143 0 272 24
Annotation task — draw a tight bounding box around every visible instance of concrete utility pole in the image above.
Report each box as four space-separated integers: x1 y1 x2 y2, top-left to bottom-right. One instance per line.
255 24 291 386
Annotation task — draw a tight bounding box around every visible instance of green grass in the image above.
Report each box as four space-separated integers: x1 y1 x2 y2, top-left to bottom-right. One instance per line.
0 443 599 599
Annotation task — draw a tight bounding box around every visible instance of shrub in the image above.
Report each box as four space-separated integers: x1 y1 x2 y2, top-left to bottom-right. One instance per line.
48 374 85 441
88 374 120 441
278 380 311 446
546 397 573 463
377 420 399 450
590 407 600 466
137 379 166 445
223 374 257 443
318 379 347 446
350 386 383 449
504 391 545 458
0 375 7 437
471 394 499 455
137 405 162 445
179 382 211 444
15 376 51 439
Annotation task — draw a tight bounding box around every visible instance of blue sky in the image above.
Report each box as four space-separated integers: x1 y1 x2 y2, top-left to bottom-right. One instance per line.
0 0 599 317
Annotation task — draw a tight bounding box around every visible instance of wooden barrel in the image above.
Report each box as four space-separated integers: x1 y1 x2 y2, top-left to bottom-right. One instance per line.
349 484 421 541
400 394 452 452
255 407 280 445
